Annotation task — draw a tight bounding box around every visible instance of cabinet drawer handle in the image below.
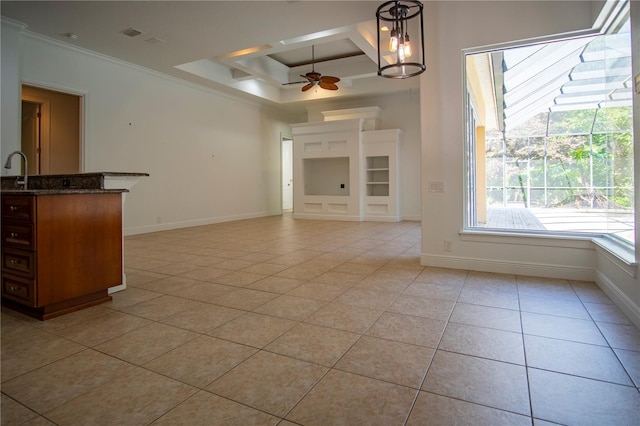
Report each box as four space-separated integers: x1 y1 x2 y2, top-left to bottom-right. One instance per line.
9 259 21 265
9 205 18 212
9 286 19 292
9 232 19 238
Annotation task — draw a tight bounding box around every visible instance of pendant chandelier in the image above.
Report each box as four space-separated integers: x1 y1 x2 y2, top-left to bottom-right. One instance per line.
376 0 425 79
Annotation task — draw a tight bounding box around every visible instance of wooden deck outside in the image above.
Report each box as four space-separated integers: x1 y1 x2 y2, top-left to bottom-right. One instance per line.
485 207 546 230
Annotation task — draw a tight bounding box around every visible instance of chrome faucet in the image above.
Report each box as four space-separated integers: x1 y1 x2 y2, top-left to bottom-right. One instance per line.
4 151 28 189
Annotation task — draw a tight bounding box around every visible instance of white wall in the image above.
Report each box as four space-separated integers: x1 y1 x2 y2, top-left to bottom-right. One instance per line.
305 90 422 220
3 29 303 234
420 0 640 328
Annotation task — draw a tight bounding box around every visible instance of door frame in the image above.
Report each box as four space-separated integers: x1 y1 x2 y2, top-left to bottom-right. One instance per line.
21 80 87 173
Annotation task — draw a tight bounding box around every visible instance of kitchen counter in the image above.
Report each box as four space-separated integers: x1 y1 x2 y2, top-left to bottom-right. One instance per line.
1 172 149 191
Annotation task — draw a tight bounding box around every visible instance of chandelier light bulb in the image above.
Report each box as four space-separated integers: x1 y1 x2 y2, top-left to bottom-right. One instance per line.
389 28 398 52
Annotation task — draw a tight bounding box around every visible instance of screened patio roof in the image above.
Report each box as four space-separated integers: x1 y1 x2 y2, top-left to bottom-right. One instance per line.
496 18 633 133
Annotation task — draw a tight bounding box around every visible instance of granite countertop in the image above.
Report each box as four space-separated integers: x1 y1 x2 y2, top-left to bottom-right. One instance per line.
1 189 128 195
1 172 148 192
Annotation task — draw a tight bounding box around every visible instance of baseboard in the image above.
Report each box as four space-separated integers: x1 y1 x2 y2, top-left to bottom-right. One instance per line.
292 213 363 221
124 211 278 235
420 254 595 281
594 270 640 329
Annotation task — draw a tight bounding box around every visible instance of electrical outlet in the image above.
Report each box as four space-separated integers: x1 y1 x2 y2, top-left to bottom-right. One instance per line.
429 181 445 193
443 240 452 252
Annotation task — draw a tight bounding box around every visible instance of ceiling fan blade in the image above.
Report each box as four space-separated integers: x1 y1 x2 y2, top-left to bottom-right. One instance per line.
282 80 308 85
319 81 339 91
301 83 315 92
320 76 340 83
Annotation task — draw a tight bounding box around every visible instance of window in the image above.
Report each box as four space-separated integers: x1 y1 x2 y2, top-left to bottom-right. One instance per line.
464 8 634 250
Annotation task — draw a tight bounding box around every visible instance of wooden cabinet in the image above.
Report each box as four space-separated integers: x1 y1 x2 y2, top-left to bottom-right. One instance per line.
1 192 122 320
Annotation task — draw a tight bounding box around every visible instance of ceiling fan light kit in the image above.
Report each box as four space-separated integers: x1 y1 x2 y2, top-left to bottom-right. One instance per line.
376 0 425 79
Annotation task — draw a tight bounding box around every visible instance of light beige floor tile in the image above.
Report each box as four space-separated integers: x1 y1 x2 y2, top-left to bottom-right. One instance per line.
331 262 381 275
124 270 168 287
356 274 413 293
584 302 632 325
407 391 531 425
208 312 297 348
1 315 60 347
366 312 446 348
458 286 520 310
31 305 115 332
571 280 614 304
53 311 152 347
529 368 640 425
212 271 268 287
414 267 468 285
148 262 202 276
450 303 522 333
403 281 462 301
108 287 162 309
2 393 41 426
613 347 640 388
336 336 434 388
286 282 348 301
145 335 256 388
248 276 305 293
2 349 135 413
172 282 236 304
466 271 517 292
1 333 85 382
207 351 327 417
286 369 417 426
305 302 383 334
274 263 333 280
265 323 360 366
517 276 578 300
423 350 530 416
519 293 590 319
253 294 325 321
521 312 607 346
136 276 201 294
524 334 632 385
311 270 365 287
440 322 525 365
338 288 399 310
44 367 197 426
151 390 280 425
119 294 205 320
214 259 256 271
94 322 198 365
211 288 279 310
242 262 291 275
387 295 455 321
159 303 244 333
175 266 228 281
596 321 640 351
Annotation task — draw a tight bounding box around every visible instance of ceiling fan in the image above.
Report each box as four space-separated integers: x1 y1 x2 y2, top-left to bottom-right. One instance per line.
284 45 340 92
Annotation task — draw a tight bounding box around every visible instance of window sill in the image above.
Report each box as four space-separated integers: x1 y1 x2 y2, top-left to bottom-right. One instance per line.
460 228 637 277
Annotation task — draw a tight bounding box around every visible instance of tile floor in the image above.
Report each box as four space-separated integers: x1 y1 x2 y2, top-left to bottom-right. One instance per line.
2 215 640 425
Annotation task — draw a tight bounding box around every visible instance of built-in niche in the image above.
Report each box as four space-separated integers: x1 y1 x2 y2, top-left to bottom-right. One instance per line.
303 157 349 195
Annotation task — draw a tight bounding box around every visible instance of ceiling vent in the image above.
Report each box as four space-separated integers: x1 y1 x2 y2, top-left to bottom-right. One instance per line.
121 28 143 37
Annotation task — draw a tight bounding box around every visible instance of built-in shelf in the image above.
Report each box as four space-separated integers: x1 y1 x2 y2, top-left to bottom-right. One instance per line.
366 156 390 197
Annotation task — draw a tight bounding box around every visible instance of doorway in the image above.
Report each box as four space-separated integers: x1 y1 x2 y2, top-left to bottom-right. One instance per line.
281 136 293 211
20 85 82 174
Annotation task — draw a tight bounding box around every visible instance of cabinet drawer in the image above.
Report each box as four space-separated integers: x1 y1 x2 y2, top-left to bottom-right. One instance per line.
1 196 35 222
2 223 35 249
1 274 35 306
2 248 35 278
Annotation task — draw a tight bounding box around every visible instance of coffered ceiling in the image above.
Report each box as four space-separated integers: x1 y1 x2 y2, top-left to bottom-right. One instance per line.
1 1 420 105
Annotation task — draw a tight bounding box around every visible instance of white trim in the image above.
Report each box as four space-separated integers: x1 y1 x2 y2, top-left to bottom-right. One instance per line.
292 213 362 222
460 229 593 249
421 253 594 282
595 269 640 329
124 211 280 236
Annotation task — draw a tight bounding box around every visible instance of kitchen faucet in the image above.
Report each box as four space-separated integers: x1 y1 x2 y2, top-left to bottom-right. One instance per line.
4 151 28 189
